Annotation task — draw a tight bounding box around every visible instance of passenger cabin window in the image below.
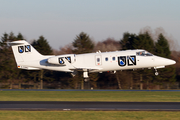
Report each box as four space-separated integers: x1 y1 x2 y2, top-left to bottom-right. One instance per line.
112 57 115 61
136 51 153 56
105 57 108 61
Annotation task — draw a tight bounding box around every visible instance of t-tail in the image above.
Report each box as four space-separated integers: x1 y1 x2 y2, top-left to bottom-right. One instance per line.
9 40 45 70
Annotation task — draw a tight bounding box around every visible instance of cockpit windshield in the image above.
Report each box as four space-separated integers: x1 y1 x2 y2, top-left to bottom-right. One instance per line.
136 51 153 56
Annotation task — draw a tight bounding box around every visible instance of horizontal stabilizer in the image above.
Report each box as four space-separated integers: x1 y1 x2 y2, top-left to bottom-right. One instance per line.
8 40 27 45
17 65 41 70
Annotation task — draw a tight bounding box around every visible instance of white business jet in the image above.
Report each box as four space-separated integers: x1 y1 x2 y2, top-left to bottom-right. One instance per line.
9 40 176 79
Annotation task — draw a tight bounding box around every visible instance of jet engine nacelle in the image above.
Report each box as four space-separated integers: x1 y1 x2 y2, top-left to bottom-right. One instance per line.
47 54 76 65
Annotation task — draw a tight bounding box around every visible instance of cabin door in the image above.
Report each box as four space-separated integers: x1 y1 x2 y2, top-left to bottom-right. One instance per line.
95 55 102 66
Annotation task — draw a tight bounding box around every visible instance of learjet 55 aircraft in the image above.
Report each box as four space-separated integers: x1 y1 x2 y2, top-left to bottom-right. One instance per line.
9 40 176 79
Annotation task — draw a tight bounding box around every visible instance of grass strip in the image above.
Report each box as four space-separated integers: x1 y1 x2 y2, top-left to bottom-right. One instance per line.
0 91 179 102
0 111 180 120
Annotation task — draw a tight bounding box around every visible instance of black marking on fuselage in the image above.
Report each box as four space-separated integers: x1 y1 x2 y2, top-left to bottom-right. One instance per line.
118 56 126 66
118 55 136 67
127 55 136 66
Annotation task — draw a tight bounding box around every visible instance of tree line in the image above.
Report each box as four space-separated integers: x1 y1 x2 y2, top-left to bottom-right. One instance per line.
0 31 179 89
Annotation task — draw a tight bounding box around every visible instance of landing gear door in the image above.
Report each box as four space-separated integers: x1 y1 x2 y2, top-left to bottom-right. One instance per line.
95 55 102 66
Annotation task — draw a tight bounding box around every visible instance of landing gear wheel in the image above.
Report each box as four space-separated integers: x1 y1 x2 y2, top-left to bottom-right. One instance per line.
155 71 158 76
84 78 89 82
154 68 158 76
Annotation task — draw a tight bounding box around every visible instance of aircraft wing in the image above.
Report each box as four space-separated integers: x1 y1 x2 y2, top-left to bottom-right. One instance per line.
62 58 102 72
69 67 102 72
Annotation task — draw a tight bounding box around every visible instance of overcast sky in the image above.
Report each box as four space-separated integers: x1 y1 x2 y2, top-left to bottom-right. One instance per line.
0 0 179 50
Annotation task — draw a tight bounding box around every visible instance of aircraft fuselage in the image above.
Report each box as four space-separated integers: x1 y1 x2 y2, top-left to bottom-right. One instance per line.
9 40 176 78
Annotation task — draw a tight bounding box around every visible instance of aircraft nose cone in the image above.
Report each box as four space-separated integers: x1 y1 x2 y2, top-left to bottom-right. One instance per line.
160 57 176 66
169 59 176 65
154 56 176 66
163 58 176 66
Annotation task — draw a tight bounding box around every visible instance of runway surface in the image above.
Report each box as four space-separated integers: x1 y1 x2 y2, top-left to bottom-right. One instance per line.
0 101 180 111
1 89 180 91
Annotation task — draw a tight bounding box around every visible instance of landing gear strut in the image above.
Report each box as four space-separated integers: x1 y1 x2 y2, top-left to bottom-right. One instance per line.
154 69 158 76
83 71 89 82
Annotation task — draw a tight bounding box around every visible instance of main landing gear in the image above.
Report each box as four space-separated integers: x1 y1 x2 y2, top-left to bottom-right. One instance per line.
83 71 89 82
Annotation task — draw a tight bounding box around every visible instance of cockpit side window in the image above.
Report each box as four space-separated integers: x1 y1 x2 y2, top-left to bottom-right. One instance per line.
145 52 153 56
136 51 153 56
136 51 145 56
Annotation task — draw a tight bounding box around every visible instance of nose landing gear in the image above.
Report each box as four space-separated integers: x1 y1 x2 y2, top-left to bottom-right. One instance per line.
154 68 158 76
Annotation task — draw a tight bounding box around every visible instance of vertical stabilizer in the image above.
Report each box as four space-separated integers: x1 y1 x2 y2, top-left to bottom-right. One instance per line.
9 40 43 66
